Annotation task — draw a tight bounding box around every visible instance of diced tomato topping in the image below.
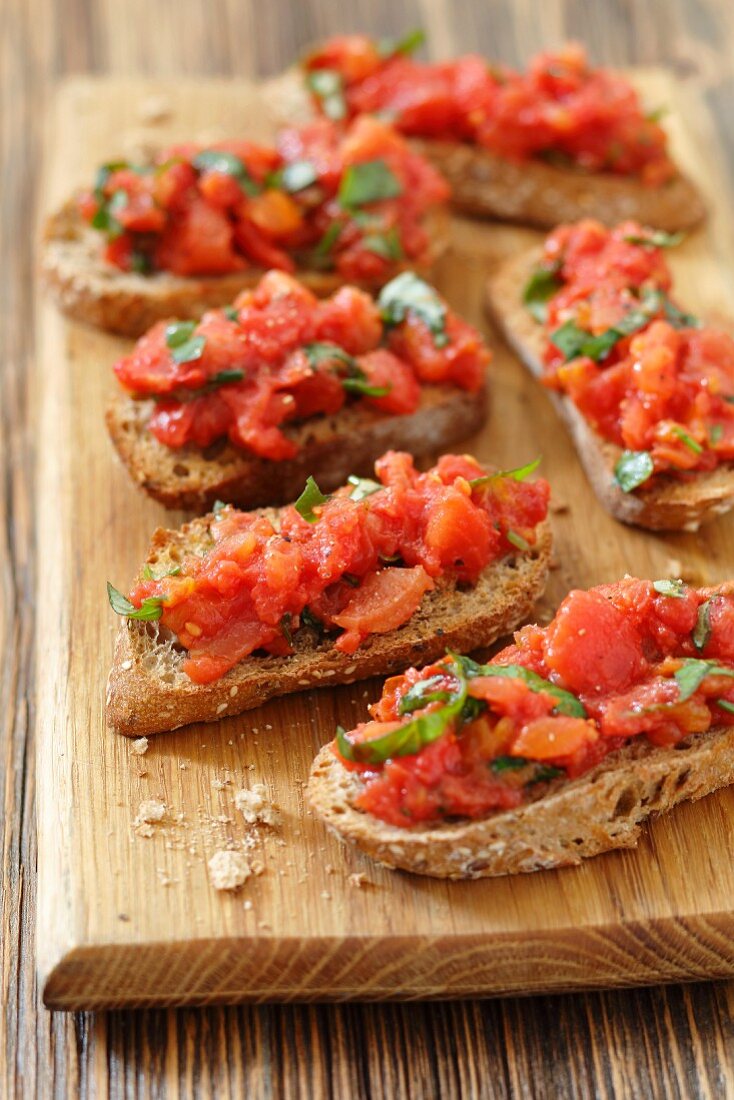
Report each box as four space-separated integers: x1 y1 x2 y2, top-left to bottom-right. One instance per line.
78 117 447 277
532 219 734 482
112 270 491 461
334 577 734 827
305 39 674 184
123 452 549 683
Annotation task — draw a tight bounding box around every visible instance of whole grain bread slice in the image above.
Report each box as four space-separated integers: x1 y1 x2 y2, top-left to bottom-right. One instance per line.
308 725 734 878
106 517 552 736
41 199 449 338
105 382 489 511
264 69 706 232
485 248 734 531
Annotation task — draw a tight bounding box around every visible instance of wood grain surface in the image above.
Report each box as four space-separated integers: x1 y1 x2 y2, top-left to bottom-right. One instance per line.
5 0 734 1096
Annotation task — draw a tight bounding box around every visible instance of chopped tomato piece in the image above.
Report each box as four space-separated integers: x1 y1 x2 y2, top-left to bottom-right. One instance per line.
333 566 435 653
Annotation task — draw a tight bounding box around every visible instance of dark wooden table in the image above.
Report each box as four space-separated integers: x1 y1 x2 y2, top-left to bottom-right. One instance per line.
3 0 734 1095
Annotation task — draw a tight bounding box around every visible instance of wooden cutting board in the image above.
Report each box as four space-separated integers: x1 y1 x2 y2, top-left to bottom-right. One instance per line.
36 73 734 1011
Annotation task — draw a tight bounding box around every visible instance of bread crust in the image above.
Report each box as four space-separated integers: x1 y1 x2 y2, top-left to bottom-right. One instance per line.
106 518 552 736
105 382 489 511
308 725 734 878
485 248 734 531
41 198 449 337
412 138 706 232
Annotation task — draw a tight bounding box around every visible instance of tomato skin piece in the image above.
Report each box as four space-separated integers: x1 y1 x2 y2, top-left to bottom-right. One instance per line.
156 197 244 276
358 350 421 415
333 565 435 653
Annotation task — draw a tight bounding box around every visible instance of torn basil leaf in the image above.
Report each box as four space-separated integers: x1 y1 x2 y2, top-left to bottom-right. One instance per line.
693 599 712 651
338 159 403 207
306 68 347 121
192 150 260 197
223 306 239 322
361 228 403 261
674 658 734 702
165 321 206 366
347 475 382 502
614 450 654 493
523 263 562 323
378 272 449 347
622 230 684 249
469 662 586 718
469 457 541 490
279 159 319 193
506 530 531 552
294 476 330 523
717 699 734 714
141 564 181 581
280 612 294 647
398 674 454 715
376 28 425 58
490 755 529 772
653 579 686 598
107 582 163 622
671 425 703 454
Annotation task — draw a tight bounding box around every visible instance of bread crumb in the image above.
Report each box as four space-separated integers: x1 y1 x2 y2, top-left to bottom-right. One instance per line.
138 94 172 124
121 660 133 671
320 891 332 900
179 761 190 770
325 863 335 875
207 849 251 891
234 783 281 826
348 872 368 888
250 859 265 876
243 899 253 911
211 778 229 791
130 737 149 756
134 799 166 828
136 823 155 839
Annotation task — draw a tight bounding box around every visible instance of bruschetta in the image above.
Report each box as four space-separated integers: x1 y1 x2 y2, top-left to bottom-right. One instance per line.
106 270 491 510
42 115 450 337
287 34 704 231
485 220 734 530
106 451 552 736
309 576 734 878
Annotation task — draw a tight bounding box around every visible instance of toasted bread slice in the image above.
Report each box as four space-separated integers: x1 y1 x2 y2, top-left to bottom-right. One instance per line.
106 382 489 511
308 725 734 878
106 516 552 736
264 70 705 232
412 138 705 232
41 198 449 338
485 249 734 531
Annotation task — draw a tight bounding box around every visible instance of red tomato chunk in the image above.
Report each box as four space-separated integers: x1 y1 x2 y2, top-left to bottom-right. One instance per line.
78 117 449 280
113 270 491 460
335 577 734 827
532 220 734 482
305 39 674 184
126 452 550 683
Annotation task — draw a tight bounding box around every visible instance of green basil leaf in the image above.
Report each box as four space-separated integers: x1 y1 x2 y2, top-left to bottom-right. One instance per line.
341 376 391 398
212 499 228 517
649 288 699 329
303 342 356 371
398 674 454 715
92 187 128 238
717 699 734 714
378 271 449 347
280 612 294 647
614 450 654 493
338 159 403 207
170 335 206 365
306 69 347 121
130 250 152 274
93 160 129 199
490 755 529 772
653 579 686 598
280 159 319 193
472 662 587 718
142 564 181 581
528 764 564 784
107 581 163 622
361 228 404 261
646 106 668 123
192 150 260 197
207 369 244 387
469 457 541 490
223 305 239 322
674 658 734 702
294 475 329 523
693 599 712 651
522 263 562 323
300 607 325 635
506 530 531 552
165 321 197 348
377 28 425 58
550 319 624 363
710 424 724 445
622 230 684 249
311 221 343 266
671 425 704 454
347 475 382 502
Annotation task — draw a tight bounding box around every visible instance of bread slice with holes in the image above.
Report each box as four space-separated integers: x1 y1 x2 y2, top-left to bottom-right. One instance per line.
485 248 734 531
265 70 705 233
41 199 449 338
308 725 734 879
106 515 552 737
106 381 489 511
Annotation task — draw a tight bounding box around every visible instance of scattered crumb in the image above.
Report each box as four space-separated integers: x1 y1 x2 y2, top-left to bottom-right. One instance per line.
179 762 190 770
250 859 265 877
550 500 569 515
130 737 149 756
207 849 251 891
348 872 368 889
234 783 281 826
138 94 172 124
265 724 273 730
324 863 335 875
665 557 683 577
258 920 272 930
211 778 228 791
243 899 253 911
134 799 166 830
135 823 155 839
320 891 332 901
